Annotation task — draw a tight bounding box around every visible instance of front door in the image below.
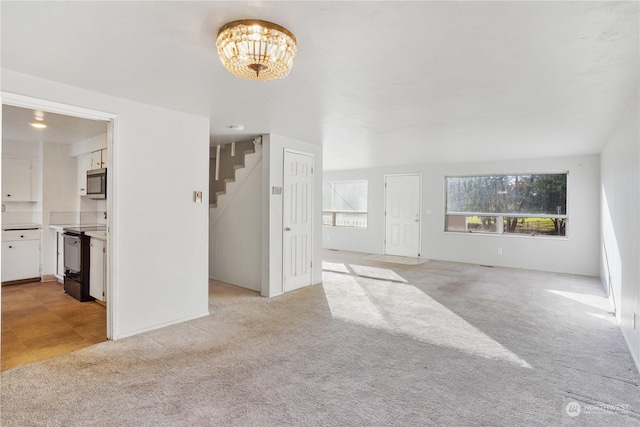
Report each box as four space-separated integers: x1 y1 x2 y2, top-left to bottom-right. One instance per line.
283 150 313 292
384 174 421 257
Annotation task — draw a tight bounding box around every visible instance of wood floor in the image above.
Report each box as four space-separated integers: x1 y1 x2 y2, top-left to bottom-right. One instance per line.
1 280 106 371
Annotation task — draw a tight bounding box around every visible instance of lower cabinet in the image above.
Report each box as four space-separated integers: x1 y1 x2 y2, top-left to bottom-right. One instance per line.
2 229 41 283
89 237 106 302
55 231 65 282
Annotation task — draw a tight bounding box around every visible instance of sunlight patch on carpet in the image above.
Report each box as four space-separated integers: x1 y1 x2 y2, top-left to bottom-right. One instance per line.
349 264 408 283
321 261 350 274
547 290 610 311
322 271 532 369
587 312 617 324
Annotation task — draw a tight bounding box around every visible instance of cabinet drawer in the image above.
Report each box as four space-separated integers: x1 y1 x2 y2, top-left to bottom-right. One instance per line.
2 229 41 241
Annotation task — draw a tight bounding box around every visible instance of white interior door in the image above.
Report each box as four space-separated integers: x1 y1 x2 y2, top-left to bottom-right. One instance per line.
385 174 421 257
283 150 313 292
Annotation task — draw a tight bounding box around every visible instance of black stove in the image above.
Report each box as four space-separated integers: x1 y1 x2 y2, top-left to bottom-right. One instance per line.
62 226 105 302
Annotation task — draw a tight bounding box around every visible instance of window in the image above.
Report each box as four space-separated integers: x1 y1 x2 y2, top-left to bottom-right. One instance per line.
445 174 567 236
323 180 368 228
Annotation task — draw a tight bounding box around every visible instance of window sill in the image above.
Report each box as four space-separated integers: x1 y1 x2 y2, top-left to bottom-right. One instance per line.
444 231 568 241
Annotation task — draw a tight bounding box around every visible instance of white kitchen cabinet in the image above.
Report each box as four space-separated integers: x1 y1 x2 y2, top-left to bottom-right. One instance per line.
2 229 41 283
2 158 32 202
56 231 65 282
77 153 92 196
90 149 107 170
89 237 106 302
101 149 108 169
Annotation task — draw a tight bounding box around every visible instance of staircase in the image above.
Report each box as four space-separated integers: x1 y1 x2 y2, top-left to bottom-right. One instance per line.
210 139 262 223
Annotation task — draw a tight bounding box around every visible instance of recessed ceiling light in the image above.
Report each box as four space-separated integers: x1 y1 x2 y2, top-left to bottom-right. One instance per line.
229 125 244 131
29 121 48 129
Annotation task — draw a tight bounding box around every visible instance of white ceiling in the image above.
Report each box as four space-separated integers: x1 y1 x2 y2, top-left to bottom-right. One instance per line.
1 1 638 170
2 105 108 145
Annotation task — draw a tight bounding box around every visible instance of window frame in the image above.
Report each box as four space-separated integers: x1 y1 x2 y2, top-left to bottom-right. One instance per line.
443 172 569 238
322 180 369 229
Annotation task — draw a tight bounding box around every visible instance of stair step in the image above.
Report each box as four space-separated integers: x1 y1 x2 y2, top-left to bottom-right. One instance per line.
233 164 245 170
224 178 235 183
210 203 217 208
215 191 226 196
244 149 255 155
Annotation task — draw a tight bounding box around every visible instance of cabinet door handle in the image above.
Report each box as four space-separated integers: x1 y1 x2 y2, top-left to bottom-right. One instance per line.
6 194 10 197
8 245 12 249
20 235 24 238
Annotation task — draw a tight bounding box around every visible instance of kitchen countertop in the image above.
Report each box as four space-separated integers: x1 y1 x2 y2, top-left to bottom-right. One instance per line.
49 224 74 231
49 224 107 240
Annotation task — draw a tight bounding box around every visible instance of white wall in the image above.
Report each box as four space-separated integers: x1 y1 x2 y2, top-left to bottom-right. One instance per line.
209 160 263 291
70 133 107 157
324 154 600 276
262 134 323 297
42 142 77 275
1 70 210 339
600 92 640 369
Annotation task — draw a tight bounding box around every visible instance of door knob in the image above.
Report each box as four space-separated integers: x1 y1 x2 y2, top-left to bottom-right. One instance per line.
285 227 291 231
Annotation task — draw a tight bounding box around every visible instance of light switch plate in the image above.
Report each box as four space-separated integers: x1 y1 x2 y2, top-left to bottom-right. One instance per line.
194 191 203 203
272 186 282 195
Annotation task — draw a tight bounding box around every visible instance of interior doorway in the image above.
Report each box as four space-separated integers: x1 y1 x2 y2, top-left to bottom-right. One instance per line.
384 174 422 257
1 94 116 370
282 149 314 292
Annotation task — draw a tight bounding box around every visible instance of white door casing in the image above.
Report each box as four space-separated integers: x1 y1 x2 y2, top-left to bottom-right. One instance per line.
2 91 116 339
283 150 313 292
384 174 421 257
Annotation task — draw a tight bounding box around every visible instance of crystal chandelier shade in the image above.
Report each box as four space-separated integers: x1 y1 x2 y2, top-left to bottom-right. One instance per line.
216 20 297 81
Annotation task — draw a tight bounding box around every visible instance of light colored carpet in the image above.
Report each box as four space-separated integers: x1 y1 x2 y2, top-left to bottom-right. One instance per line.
362 254 427 265
321 260 350 274
1 249 639 426
348 264 408 283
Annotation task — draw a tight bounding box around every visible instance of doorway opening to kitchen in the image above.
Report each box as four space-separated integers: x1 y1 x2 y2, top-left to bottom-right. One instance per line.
1 94 116 371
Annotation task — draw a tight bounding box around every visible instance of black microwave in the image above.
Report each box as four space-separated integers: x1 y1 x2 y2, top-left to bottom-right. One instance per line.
87 168 107 199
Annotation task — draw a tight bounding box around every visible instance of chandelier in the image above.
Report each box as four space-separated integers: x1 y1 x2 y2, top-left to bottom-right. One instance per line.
216 20 297 81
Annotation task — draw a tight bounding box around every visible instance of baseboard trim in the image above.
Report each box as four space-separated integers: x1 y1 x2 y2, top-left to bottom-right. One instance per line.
209 275 261 293
41 274 58 283
619 322 640 374
113 311 210 340
2 277 41 286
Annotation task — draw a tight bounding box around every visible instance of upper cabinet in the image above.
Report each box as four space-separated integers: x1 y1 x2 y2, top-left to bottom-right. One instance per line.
79 149 107 196
90 149 107 170
2 158 32 202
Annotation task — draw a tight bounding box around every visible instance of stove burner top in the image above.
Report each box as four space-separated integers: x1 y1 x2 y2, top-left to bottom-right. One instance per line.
63 225 107 234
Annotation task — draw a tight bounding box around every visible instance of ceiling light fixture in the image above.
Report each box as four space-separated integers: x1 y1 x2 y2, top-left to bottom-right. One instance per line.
29 121 47 129
216 20 297 81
